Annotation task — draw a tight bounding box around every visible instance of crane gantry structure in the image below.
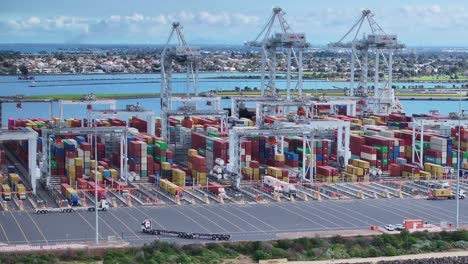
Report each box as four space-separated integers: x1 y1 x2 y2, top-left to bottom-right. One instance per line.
246 7 309 100
329 9 405 115
159 22 225 140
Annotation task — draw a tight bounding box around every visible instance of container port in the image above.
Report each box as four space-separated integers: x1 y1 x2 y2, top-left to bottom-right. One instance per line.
0 6 467 248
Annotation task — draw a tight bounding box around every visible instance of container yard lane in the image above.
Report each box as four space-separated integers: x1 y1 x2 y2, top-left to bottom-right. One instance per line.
0 199 468 246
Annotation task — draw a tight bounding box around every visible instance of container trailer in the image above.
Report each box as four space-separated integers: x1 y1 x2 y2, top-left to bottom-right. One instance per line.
1 184 11 200
141 219 230 241
35 199 110 214
16 184 26 200
206 183 226 197
263 175 297 197
428 189 465 200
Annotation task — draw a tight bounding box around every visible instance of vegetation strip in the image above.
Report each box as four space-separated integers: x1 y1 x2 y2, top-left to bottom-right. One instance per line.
2 230 468 263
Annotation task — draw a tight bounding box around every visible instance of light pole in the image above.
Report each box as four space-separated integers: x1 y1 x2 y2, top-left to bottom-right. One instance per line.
456 87 462 229
94 122 99 244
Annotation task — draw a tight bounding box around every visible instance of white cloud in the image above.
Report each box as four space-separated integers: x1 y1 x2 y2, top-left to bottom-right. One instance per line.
26 17 41 25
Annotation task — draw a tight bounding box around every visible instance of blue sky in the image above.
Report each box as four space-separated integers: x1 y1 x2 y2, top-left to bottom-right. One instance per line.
0 0 467 46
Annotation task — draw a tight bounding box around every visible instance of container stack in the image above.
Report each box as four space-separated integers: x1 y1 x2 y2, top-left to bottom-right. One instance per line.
129 141 148 177
316 166 340 182
188 151 207 185
342 159 370 182
171 168 186 186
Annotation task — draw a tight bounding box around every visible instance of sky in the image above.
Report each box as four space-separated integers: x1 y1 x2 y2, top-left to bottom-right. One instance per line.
0 0 467 46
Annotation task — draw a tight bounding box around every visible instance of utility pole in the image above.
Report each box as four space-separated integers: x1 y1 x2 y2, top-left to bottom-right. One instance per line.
94 125 99 244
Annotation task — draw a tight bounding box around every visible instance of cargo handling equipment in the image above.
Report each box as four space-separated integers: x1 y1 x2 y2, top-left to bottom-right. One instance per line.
141 219 231 241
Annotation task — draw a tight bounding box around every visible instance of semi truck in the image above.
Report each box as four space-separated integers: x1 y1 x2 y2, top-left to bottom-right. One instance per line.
1 184 11 200
206 183 226 198
141 219 230 241
16 184 26 200
263 175 297 198
428 189 466 200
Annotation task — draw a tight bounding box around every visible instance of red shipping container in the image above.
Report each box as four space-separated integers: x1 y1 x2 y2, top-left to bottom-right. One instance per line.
76 178 87 189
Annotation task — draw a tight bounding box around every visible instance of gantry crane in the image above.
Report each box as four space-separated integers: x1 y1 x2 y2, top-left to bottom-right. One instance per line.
246 7 309 100
0 95 54 127
329 9 404 115
160 22 223 140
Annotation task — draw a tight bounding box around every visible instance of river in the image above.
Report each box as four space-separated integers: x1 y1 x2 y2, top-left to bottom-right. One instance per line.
0 73 466 126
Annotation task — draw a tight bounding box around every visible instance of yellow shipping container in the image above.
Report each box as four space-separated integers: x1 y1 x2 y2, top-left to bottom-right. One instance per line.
352 159 370 169
463 162 468 170
9 173 20 184
161 162 171 170
274 154 285 162
90 160 96 169
242 167 253 175
188 149 198 156
267 167 282 178
433 189 452 197
74 158 83 166
91 171 102 182
67 165 76 173
16 184 25 193
419 171 431 180
110 169 119 180
346 165 364 176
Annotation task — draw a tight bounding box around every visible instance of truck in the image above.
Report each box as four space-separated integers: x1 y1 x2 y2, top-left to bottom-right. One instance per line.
141 219 230 241
428 189 466 200
35 199 110 214
16 184 26 200
263 176 297 198
1 184 11 200
206 183 226 197
61 183 80 205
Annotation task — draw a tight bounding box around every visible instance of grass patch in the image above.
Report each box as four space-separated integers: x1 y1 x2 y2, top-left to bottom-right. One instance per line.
3 230 468 263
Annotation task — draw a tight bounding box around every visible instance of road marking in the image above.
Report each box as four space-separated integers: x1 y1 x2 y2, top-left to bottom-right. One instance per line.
184 206 231 233
195 205 247 232
74 211 104 240
214 205 267 233
172 207 212 233
24 211 48 245
272 203 330 229
288 202 349 228
369 199 444 223
128 206 167 229
399 199 468 222
107 210 139 238
299 201 365 227
0 222 10 244
96 213 121 238
9 211 29 243
325 200 387 226
226 204 279 231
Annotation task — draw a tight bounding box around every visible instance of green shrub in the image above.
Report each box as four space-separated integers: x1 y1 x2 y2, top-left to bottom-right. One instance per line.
253 250 271 261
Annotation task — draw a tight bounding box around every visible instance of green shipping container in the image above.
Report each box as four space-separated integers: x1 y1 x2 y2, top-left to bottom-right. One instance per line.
147 145 154 155
382 159 388 166
463 152 468 159
296 147 311 155
155 140 167 151
314 141 323 148
140 170 148 177
51 160 58 170
208 132 220 138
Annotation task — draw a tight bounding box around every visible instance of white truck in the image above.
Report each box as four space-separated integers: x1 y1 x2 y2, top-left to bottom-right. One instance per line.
263 176 297 198
35 199 110 214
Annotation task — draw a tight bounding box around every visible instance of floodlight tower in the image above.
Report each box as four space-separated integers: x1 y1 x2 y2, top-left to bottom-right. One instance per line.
160 22 201 140
329 9 404 115
246 7 309 100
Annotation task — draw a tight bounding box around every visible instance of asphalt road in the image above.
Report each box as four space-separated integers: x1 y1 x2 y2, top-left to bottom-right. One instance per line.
0 198 467 246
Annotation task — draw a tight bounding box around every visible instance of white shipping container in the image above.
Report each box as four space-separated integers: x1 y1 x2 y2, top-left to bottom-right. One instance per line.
431 143 447 152
361 152 377 161
400 146 405 152
430 137 447 146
